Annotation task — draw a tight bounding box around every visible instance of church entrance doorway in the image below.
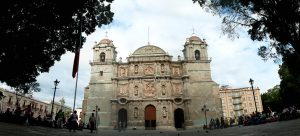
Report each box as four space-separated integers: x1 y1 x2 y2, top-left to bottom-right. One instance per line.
118 108 127 128
145 105 156 129
174 108 185 129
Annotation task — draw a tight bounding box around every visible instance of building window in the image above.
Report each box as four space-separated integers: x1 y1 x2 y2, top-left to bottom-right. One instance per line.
100 52 105 62
195 50 200 60
100 71 103 76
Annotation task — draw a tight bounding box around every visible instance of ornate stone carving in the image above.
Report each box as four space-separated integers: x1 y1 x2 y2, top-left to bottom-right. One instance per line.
119 85 128 95
161 82 166 95
144 65 154 75
134 107 138 118
134 85 139 96
162 107 167 118
173 67 180 75
160 64 165 74
144 80 156 97
172 83 182 94
120 67 127 77
134 65 138 74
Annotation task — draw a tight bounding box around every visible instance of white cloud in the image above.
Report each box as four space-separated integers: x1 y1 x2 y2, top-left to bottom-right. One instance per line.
2 0 280 108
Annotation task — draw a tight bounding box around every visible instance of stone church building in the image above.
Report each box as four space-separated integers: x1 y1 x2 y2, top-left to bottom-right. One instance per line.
82 34 222 130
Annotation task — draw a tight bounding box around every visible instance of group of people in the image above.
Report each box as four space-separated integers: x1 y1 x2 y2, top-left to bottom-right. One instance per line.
205 117 235 130
0 105 35 125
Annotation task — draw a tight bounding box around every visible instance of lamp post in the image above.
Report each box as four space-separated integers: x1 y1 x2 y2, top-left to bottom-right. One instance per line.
50 79 59 120
249 78 258 113
201 105 209 128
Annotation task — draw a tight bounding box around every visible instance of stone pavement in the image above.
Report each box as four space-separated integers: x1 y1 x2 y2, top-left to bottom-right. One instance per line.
1 119 300 136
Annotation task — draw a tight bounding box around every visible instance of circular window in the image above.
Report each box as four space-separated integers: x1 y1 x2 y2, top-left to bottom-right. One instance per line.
174 97 183 104
119 98 127 104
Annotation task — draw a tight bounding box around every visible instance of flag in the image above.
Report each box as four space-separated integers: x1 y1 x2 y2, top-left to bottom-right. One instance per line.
72 49 80 78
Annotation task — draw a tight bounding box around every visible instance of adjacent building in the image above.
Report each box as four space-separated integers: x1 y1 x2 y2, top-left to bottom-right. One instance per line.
0 88 71 118
219 87 263 118
82 34 223 130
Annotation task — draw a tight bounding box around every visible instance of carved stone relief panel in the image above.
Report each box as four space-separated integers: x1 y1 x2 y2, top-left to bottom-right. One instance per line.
118 84 128 96
172 82 183 95
119 66 128 77
143 80 156 97
172 66 180 76
144 64 154 75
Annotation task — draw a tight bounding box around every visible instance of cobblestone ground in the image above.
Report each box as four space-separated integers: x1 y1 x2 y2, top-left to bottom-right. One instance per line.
1 119 300 136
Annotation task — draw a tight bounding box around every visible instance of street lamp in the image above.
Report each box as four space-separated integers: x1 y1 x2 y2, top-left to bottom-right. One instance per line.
50 79 59 120
249 78 258 113
201 105 209 128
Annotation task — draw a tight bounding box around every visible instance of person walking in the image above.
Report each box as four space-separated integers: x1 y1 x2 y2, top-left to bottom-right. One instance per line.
89 113 96 133
69 110 78 132
56 109 64 128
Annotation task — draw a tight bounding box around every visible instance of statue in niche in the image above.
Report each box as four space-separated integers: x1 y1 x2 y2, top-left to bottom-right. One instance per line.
134 85 138 96
134 65 138 74
161 64 165 73
134 107 138 118
162 107 167 118
161 83 166 95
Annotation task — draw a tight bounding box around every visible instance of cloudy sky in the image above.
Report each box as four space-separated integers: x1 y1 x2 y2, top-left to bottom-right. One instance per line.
2 0 281 109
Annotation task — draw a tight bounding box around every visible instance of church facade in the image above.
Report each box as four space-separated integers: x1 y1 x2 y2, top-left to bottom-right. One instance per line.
82 34 222 130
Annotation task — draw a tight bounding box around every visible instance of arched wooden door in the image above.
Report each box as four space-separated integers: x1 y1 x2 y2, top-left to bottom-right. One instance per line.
174 108 185 128
145 105 156 129
118 108 127 128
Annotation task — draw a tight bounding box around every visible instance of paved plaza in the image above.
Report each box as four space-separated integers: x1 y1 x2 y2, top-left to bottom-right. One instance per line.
1 119 300 136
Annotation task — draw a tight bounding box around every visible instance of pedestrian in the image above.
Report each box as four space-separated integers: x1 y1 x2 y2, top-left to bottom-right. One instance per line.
118 121 122 132
24 105 32 125
89 113 96 133
56 109 64 128
69 110 78 132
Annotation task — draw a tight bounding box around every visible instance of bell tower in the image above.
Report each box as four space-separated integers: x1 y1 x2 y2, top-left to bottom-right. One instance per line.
182 34 208 61
85 37 117 128
183 34 222 126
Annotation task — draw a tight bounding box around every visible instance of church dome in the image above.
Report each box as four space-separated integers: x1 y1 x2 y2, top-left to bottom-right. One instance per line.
188 35 202 42
99 38 113 45
131 45 167 56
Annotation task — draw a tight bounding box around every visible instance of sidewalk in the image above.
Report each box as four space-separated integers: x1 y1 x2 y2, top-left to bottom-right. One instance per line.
1 119 300 136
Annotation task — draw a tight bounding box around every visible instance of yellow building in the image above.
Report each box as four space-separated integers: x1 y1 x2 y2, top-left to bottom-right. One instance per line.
219 87 263 118
0 88 71 118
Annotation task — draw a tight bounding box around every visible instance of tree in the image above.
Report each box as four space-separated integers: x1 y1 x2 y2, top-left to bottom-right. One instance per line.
14 82 41 106
193 0 300 61
0 0 114 89
0 91 5 101
278 53 300 107
261 85 283 112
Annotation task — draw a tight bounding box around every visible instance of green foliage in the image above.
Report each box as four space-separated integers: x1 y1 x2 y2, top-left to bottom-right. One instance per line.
0 0 114 89
193 0 300 61
278 53 300 107
261 85 283 112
